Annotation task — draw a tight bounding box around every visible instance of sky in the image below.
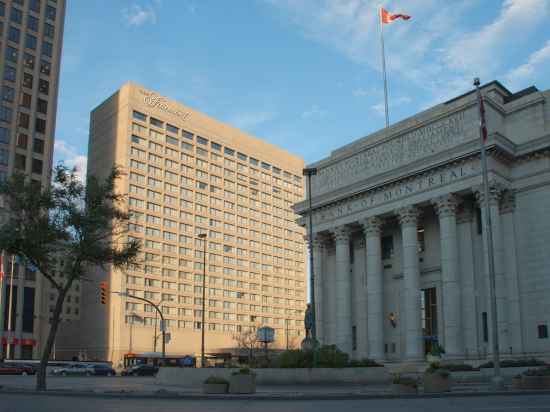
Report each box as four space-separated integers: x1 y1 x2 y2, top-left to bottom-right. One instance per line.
54 0 550 177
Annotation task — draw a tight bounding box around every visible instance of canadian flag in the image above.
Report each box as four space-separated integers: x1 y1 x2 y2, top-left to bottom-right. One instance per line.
380 7 411 24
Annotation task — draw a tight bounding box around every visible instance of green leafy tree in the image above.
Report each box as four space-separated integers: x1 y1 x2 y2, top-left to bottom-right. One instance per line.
0 165 140 391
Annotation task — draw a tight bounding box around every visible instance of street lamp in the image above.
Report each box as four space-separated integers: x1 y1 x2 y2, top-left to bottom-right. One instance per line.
118 291 168 359
303 167 318 367
197 232 207 368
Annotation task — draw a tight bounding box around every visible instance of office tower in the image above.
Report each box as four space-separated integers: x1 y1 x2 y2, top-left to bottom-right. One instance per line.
0 0 67 359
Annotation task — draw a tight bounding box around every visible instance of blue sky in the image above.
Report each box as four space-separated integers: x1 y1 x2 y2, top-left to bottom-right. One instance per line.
54 0 550 176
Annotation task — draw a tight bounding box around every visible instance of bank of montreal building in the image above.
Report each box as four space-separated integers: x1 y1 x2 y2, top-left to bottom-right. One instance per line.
78 82 307 364
295 81 550 362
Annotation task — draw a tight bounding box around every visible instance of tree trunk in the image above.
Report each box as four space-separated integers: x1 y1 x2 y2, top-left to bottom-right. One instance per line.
36 282 71 391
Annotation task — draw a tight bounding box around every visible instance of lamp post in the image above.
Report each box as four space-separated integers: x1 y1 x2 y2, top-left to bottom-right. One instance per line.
303 167 318 367
474 78 503 390
153 299 168 353
118 292 168 359
198 233 207 368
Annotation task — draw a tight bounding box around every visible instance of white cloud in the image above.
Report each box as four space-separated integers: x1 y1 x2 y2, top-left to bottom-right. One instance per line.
122 3 157 27
371 96 412 116
301 105 327 119
54 140 88 182
444 0 550 77
505 40 550 90
228 111 276 131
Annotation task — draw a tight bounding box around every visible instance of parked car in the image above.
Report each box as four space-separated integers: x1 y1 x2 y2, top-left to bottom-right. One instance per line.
0 363 35 375
88 364 116 376
121 364 159 376
51 363 94 376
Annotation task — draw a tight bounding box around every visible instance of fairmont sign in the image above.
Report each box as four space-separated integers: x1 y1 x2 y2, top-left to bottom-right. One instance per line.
139 90 191 121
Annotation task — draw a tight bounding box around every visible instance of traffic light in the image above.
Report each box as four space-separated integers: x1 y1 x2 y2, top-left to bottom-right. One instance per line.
100 281 108 305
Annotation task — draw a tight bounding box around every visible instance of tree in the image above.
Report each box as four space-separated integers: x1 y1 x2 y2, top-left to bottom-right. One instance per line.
233 326 260 365
0 164 140 391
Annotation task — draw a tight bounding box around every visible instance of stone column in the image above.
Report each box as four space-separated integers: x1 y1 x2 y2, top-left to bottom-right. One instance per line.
360 216 385 361
500 191 523 355
475 183 509 354
332 225 352 354
397 206 424 361
432 194 464 358
457 204 479 358
312 234 325 345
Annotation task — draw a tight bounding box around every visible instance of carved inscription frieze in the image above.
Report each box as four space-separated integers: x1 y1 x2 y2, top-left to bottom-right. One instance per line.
312 111 468 196
313 160 478 224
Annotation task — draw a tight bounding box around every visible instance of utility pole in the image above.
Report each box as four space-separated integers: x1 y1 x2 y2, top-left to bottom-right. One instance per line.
198 233 207 368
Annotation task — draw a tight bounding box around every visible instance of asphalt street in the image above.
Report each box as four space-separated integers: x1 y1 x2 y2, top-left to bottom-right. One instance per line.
2 393 550 412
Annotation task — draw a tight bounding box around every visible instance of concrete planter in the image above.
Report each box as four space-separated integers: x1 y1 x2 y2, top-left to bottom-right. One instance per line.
202 383 228 394
423 373 451 393
511 377 522 389
391 383 418 395
426 354 442 364
521 375 550 390
229 374 256 394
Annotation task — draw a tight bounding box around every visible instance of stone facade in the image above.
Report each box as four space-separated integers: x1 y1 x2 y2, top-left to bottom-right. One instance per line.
295 81 550 361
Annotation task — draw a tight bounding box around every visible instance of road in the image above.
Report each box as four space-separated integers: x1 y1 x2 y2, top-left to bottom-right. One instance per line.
1 393 550 412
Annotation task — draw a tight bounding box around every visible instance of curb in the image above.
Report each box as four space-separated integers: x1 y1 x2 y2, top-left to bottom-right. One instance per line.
2 387 550 401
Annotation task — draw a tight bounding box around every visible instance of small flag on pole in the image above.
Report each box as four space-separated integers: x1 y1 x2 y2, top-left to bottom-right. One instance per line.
0 253 4 280
380 7 411 24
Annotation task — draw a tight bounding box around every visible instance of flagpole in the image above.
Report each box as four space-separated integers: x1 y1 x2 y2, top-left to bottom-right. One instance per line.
6 255 15 360
474 78 503 390
379 7 390 128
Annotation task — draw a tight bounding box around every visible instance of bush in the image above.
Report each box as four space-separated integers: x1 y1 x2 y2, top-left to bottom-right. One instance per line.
204 376 228 384
317 345 349 368
479 358 546 369
523 367 550 377
232 367 255 376
347 359 384 368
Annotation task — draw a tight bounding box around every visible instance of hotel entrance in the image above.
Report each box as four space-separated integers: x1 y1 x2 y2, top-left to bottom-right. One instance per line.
421 288 438 355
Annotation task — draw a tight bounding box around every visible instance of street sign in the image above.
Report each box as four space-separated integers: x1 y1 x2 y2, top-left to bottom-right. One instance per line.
257 326 275 343
160 319 166 332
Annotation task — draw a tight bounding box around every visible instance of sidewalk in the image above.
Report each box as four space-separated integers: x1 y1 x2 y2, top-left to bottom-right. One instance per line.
1 378 550 400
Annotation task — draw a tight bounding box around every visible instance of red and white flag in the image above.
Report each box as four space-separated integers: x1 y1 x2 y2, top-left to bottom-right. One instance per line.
0 253 4 281
478 94 488 142
380 7 411 24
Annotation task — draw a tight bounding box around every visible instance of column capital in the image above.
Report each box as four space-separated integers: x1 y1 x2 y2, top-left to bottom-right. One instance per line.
500 190 516 214
473 181 507 207
432 194 460 219
312 233 328 250
331 225 351 243
396 205 421 227
359 216 385 236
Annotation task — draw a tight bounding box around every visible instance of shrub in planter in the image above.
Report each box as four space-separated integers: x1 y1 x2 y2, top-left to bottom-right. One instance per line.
426 343 445 363
347 358 384 368
202 376 229 394
439 363 479 372
391 374 418 395
521 367 550 390
229 368 257 394
511 374 523 390
423 363 451 393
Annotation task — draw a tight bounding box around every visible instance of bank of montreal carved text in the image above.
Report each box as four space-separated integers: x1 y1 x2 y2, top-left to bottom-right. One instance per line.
313 160 477 224
313 111 467 195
